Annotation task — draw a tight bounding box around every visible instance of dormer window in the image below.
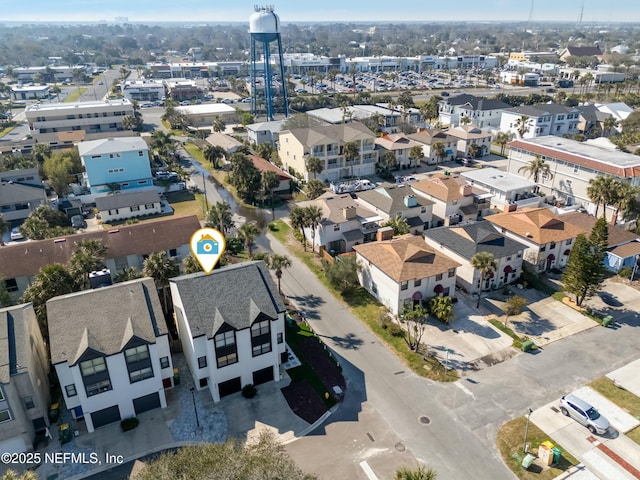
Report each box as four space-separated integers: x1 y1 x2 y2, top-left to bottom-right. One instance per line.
80 357 112 396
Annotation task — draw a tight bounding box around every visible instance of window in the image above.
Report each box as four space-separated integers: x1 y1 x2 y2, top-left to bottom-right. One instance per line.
573 165 579 174
160 356 170 369
65 384 77 397
251 319 271 357
169 248 177 257
372 282 378 294
125 345 153 383
198 356 207 368
277 333 284 344
145 204 154 209
23 396 35 410
566 238 573 245
138 151 144 156
550 242 556 250
131 206 140 212
333 224 340 231
435 273 443 281
0 410 11 423
0 386 4 401
4 278 18 293
215 330 238 367
448 268 455 278
80 357 112 397
507 256 512 261
414 279 422 287
400 281 408 291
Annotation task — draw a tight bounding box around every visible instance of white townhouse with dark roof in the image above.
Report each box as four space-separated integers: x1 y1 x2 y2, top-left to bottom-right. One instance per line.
438 94 511 129
47 278 173 433
500 104 581 139
0 304 50 453
170 261 286 403
507 136 640 223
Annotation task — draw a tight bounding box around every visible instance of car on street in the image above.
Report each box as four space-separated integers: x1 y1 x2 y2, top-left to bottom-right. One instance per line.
559 394 610 435
10 227 24 241
441 91 450 96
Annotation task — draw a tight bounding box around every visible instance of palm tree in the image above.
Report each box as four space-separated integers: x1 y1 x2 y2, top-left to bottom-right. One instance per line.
203 144 225 169
409 145 424 168
205 201 235 235
2 469 39 480
518 154 553 185
69 239 108 290
305 179 326 200
394 465 437 480
113 267 143 283
304 205 323 253
603 116 619 137
261 170 281 219
182 253 203 274
460 116 472 125
432 141 446 165
384 215 410 236
468 143 480 159
587 175 613 218
495 131 511 156
0 213 8 246
143 251 179 315
514 115 531 138
470 252 497 308
289 206 308 250
306 156 324 180
343 141 360 178
268 254 292 294
255 142 274 161
237 222 261 258
610 180 640 225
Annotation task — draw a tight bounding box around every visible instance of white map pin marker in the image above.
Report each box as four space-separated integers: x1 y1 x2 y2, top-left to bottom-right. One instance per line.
190 228 226 274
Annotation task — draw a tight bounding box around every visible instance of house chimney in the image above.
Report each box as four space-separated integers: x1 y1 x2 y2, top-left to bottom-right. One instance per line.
403 195 417 208
377 226 394 241
460 184 472 196
343 206 357 220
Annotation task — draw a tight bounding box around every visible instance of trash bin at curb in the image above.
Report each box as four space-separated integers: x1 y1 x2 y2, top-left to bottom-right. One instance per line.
602 316 613 327
522 340 534 352
552 446 562 464
173 368 180 385
522 453 536 469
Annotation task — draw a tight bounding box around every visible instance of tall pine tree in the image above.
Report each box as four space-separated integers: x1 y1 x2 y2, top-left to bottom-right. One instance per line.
562 229 606 306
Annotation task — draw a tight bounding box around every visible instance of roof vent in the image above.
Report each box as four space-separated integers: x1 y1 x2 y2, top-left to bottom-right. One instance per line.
525 232 533 238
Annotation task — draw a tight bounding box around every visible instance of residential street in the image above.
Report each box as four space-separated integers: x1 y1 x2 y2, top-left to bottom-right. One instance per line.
258 230 640 479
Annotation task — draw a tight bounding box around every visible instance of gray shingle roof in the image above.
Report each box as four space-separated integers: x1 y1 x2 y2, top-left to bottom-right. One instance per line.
0 181 46 205
0 304 34 383
170 261 285 339
96 190 161 211
423 222 527 260
357 185 433 215
47 278 166 365
444 94 511 111
285 121 376 147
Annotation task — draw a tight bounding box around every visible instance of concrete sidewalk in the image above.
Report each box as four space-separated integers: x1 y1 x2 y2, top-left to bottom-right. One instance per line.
606 359 640 399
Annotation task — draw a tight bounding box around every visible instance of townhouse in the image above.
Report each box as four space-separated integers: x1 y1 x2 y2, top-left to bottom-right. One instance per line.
356 185 434 235
486 207 586 272
499 104 581 139
507 136 640 222
0 181 47 222
278 122 378 182
0 304 50 453
410 174 490 227
423 223 527 294
296 192 381 254
170 262 286 402
461 167 540 212
0 215 200 300
77 136 154 196
95 190 162 223
354 235 461 316
374 133 424 169
438 94 511 129
48 278 173 432
446 125 493 157
407 129 458 165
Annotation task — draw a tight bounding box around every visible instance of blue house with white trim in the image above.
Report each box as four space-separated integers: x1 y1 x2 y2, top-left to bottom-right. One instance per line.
78 137 153 195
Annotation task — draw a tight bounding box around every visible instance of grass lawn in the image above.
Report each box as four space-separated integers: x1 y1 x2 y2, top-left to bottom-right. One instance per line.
0 124 17 138
64 88 87 103
628 426 640 445
497 416 579 480
269 219 458 382
589 377 640 420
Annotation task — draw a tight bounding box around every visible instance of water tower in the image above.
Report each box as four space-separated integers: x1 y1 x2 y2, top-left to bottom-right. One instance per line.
249 5 289 120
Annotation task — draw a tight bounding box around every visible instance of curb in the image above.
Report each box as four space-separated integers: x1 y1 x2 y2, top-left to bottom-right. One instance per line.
281 403 339 445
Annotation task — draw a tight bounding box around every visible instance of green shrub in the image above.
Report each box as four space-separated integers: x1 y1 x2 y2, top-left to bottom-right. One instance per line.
618 267 633 279
120 417 139 431
386 322 405 337
242 384 257 398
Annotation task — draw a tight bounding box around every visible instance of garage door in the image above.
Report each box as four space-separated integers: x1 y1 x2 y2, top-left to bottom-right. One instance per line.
218 377 241 398
0 436 27 454
133 392 161 415
252 366 274 386
91 405 121 429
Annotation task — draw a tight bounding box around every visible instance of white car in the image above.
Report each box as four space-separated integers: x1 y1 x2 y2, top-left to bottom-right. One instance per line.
10 227 24 241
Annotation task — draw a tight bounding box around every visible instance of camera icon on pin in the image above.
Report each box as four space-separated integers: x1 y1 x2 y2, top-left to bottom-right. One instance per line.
196 234 218 255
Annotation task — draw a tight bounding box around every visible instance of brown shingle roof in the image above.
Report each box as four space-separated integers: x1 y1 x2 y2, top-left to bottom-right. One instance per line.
609 241 640 259
297 192 377 225
408 129 457 146
353 234 460 282
248 155 294 180
486 208 586 245
560 211 640 248
0 215 200 280
411 174 470 202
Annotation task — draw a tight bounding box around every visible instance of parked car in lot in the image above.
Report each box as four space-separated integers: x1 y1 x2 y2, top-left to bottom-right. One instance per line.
559 394 610 435
10 227 24 241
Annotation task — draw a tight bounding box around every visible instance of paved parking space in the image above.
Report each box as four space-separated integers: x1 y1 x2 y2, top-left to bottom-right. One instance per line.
573 386 640 434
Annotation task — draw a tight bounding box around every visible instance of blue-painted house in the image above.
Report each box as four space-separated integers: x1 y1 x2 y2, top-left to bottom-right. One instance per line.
78 137 154 195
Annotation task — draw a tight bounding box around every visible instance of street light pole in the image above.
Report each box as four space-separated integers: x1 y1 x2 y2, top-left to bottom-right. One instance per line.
190 387 200 428
523 408 533 454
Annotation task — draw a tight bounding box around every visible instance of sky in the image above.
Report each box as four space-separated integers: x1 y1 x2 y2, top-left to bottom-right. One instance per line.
3 0 639 23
